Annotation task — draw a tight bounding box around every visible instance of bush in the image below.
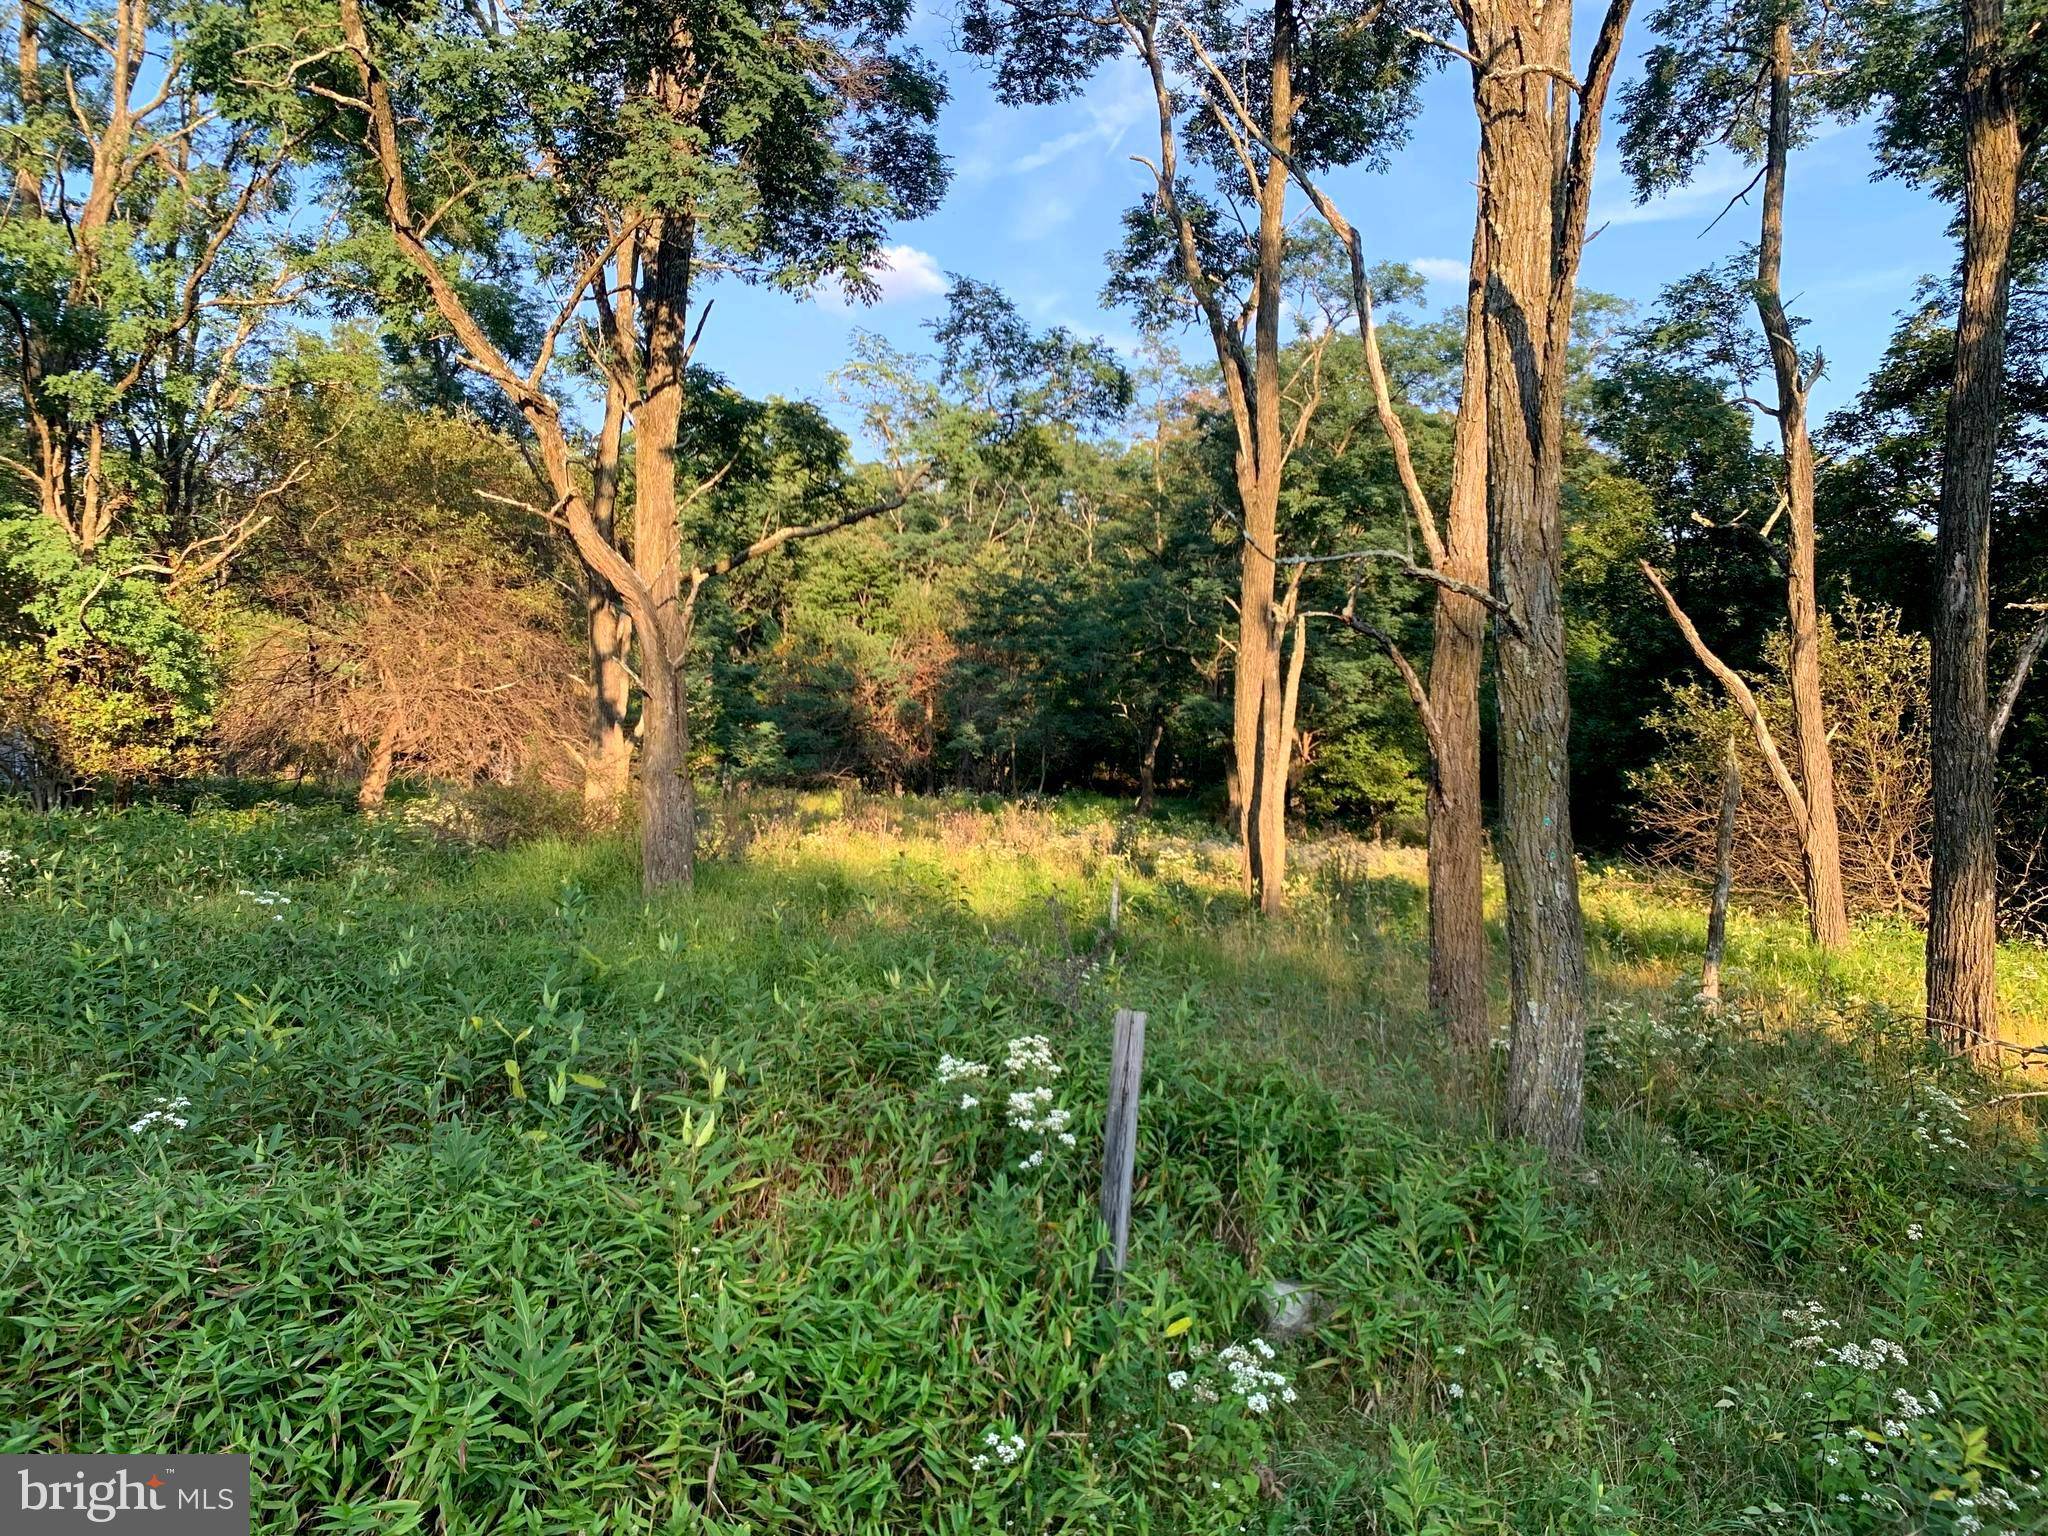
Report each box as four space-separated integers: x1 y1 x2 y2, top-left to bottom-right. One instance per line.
1632 597 1930 917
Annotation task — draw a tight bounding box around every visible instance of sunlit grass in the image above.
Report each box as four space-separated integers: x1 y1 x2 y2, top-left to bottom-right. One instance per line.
1 792 2044 1533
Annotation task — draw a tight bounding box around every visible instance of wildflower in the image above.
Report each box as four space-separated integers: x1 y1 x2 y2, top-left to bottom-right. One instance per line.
128 1096 191 1134
1003 1035 1061 1077
1006 1087 1054 1129
1167 1370 1188 1391
1827 1338 1908 1370
1447 1382 1465 1400
1018 1149 1045 1171
959 1094 979 1109
1244 1392 1270 1414
937 1054 990 1085
970 1428 1026 1471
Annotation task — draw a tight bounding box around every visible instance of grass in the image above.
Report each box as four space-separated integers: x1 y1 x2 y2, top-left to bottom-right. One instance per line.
1 789 2046 1534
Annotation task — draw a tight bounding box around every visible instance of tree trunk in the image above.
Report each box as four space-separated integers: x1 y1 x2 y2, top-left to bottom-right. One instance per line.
1701 734 1741 1006
1757 20 1849 951
358 708 402 812
1242 2 1296 917
637 652 696 889
584 356 636 810
585 596 634 807
1927 0 2022 1057
628 211 700 891
1138 718 1165 815
1429 211 1492 1052
1468 0 1616 1152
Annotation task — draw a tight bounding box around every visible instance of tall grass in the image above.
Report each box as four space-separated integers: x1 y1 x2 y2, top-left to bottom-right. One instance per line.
1 793 2043 1533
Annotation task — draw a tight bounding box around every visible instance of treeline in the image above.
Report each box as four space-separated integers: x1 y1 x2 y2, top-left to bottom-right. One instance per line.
3 0 2043 1150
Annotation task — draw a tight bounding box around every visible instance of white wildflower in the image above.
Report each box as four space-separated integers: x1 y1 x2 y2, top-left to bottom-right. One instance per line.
937 1054 990 1086
128 1095 191 1134
1003 1035 1062 1078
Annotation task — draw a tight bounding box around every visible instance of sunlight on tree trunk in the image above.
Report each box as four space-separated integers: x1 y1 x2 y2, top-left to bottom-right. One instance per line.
1926 0 2022 1059
1465 0 1631 1152
1757 20 1849 952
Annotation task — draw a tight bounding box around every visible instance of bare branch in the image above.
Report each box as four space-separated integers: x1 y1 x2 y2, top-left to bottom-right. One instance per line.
1275 541 1515 630
1303 606 1447 767
692 474 925 585
1639 558 1810 827
1992 613 2048 753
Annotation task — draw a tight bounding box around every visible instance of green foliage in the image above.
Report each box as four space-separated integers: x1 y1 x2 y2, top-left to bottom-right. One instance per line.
0 517 218 787
3 798 2046 1532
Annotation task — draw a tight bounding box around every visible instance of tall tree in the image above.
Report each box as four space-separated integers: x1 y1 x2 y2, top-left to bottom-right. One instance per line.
0 0 310 569
1185 50 1496 1045
246 0 945 888
1619 0 1858 950
1455 0 1633 1149
1841 0 2046 1052
958 0 1428 915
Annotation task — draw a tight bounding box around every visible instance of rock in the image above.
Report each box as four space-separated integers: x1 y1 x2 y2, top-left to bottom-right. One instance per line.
1261 1280 1323 1340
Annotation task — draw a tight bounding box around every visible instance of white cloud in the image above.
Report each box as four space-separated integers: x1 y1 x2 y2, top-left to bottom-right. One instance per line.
870 244 948 302
1410 257 1470 285
1007 75 1150 175
813 244 948 309
1591 159 1760 231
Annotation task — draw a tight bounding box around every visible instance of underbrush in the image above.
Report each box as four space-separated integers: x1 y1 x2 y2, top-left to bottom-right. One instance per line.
1 796 2044 1533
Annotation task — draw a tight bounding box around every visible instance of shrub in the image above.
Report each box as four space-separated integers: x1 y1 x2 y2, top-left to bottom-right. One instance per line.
1632 597 1930 917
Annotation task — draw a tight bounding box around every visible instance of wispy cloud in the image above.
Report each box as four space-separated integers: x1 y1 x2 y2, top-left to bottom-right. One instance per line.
1007 79 1150 175
1591 159 1761 232
813 244 949 310
1410 257 1469 284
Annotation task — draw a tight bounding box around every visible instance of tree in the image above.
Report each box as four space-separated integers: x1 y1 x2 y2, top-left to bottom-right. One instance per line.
1451 0 1633 1149
1619 0 1861 950
958 0 1429 914
245 0 945 888
0 0 310 565
1633 599 1932 919
216 358 583 807
0 0 318 794
1838 0 2048 1053
1184 52 1495 1045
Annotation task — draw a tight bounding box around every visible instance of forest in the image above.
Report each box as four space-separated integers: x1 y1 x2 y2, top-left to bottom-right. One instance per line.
3 0 2048 1526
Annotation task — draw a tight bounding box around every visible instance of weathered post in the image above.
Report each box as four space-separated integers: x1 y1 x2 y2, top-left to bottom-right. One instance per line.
1701 735 1741 1007
1094 1007 1146 1291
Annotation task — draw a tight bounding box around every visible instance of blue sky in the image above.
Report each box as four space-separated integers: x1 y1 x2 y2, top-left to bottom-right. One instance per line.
694 16 1959 454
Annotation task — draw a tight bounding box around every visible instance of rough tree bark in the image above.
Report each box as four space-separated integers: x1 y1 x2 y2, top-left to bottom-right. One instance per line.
1429 216 1493 1051
1701 734 1741 1005
1134 3 1300 915
1465 0 1631 1151
1756 20 1850 951
1926 0 2024 1056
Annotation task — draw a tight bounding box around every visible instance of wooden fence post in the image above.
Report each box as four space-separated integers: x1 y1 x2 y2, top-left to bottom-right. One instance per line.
1094 1007 1146 1291
1701 734 1741 1006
